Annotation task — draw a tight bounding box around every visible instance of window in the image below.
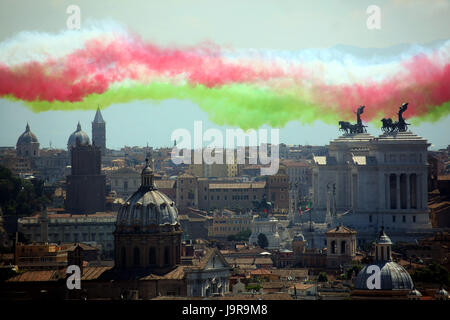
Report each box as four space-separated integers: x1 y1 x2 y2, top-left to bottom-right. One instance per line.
402 216 406 223
149 247 156 265
369 215 372 223
133 247 140 266
392 216 396 223
331 240 336 254
413 216 416 223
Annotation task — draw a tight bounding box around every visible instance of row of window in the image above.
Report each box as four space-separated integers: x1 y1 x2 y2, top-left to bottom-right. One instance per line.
369 215 416 223
384 153 423 163
213 226 246 232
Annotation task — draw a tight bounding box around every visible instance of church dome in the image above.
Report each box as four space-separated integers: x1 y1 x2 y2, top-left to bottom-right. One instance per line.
67 122 90 149
354 261 414 291
115 158 179 232
17 123 38 145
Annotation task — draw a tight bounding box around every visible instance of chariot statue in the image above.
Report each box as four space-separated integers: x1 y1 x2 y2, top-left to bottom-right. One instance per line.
381 102 410 133
338 105 367 134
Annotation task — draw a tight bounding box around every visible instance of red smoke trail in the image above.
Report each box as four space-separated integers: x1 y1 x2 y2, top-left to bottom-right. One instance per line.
313 54 450 121
0 33 449 122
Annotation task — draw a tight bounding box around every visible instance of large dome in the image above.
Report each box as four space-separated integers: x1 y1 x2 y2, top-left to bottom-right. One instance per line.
115 159 179 232
67 122 90 149
354 262 414 290
17 123 38 145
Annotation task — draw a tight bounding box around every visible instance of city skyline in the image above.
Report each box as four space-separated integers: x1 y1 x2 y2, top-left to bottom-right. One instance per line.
1 1 449 150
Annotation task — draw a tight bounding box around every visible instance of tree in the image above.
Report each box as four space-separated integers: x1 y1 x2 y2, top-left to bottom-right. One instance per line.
257 233 269 249
318 272 328 282
345 264 363 280
0 165 47 216
412 262 450 286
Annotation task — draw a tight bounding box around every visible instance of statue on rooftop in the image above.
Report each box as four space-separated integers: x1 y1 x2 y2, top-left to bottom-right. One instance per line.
252 194 272 217
338 105 367 134
381 102 410 133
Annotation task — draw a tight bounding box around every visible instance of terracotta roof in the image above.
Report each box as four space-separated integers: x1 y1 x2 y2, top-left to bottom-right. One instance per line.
270 269 309 279
291 283 316 290
260 281 287 289
81 266 112 280
217 293 293 300
250 268 272 276
209 182 266 189
325 225 356 235
155 180 176 189
7 269 65 282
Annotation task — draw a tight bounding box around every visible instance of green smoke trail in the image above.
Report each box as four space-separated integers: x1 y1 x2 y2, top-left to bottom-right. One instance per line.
12 82 346 129
409 101 450 125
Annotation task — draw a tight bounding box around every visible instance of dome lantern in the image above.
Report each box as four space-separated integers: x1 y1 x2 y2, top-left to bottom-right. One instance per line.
141 157 156 190
375 226 392 262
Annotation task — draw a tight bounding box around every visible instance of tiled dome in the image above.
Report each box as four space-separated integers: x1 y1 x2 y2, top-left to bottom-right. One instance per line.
354 261 414 290
115 158 179 232
17 123 38 145
67 122 90 149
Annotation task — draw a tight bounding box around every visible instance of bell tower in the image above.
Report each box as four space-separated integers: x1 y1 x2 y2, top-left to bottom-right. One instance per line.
92 107 106 154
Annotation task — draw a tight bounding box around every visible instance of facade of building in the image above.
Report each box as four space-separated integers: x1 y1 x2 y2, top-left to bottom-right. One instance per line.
108 167 141 199
207 210 252 239
325 225 357 268
66 131 106 214
176 174 288 212
17 212 117 257
303 130 432 244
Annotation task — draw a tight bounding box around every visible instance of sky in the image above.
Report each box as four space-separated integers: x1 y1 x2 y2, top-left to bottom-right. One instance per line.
0 0 449 150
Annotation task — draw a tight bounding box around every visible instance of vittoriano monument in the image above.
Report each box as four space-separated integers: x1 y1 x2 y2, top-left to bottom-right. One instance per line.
338 105 367 134
381 102 410 133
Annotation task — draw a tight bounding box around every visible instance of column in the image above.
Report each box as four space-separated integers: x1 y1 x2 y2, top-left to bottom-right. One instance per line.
385 174 390 210
396 174 400 210
406 174 410 209
420 173 427 210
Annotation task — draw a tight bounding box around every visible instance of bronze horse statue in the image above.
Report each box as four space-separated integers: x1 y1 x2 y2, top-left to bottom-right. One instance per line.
338 105 367 134
381 102 410 133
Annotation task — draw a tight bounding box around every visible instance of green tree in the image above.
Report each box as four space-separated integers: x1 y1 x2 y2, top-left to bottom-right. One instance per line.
318 272 329 282
412 262 450 286
257 233 269 249
0 165 47 216
345 264 363 280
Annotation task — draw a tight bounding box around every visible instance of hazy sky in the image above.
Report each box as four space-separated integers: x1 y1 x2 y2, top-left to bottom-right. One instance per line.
1 0 449 149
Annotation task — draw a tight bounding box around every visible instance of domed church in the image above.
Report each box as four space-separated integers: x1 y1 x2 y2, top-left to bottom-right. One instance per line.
353 227 416 299
67 122 90 150
114 158 183 271
16 123 40 157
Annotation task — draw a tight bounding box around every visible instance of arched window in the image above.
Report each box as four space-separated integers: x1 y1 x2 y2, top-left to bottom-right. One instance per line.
121 247 127 267
149 247 156 265
331 240 336 254
133 247 140 266
381 246 385 261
